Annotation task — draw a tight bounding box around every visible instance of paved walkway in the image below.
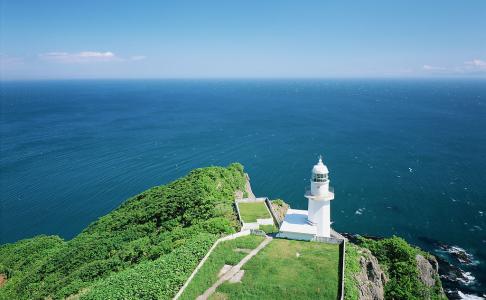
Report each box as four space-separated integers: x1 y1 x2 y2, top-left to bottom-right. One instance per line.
196 236 273 300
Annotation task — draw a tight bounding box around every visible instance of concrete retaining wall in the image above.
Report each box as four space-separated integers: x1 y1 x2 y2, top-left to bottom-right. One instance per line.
233 201 243 228
313 236 343 244
276 231 316 241
250 229 266 236
338 240 345 300
264 198 283 227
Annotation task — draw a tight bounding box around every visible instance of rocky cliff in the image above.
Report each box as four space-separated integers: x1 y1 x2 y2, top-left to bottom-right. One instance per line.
354 248 388 300
347 238 446 300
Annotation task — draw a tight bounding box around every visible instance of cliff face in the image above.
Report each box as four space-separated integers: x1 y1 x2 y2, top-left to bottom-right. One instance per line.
355 248 388 300
416 254 440 288
234 173 256 200
351 243 446 300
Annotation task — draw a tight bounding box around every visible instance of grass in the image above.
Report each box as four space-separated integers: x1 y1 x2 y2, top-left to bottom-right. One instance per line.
238 202 271 223
344 243 361 300
259 224 278 234
179 235 265 300
215 239 340 299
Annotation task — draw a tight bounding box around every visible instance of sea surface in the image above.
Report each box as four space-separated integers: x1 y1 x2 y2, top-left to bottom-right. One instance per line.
1 79 485 297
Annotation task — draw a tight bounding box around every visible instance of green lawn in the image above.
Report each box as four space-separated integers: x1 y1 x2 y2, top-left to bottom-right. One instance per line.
213 239 340 300
259 224 278 234
238 202 271 223
179 235 265 300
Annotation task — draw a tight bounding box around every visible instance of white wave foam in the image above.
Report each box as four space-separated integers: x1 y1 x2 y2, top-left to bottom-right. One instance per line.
447 246 476 265
457 291 484 300
456 271 476 285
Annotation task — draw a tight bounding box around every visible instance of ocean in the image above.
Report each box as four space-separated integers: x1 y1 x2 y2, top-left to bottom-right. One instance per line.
1 79 485 297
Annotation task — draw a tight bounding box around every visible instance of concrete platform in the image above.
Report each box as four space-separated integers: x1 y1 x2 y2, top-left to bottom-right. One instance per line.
277 209 317 241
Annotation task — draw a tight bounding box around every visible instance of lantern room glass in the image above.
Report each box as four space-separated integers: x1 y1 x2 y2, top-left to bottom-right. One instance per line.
312 173 328 182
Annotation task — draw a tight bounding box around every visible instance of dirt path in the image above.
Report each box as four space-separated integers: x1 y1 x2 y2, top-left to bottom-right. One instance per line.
0 274 7 288
196 236 272 300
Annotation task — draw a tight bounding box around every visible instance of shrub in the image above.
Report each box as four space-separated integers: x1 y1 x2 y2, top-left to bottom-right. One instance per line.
0 164 247 300
81 233 217 300
272 199 285 206
358 236 445 300
0 235 64 276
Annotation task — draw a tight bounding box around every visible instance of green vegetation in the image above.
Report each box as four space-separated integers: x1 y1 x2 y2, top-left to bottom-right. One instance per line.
215 239 340 299
358 236 445 300
82 233 216 300
180 235 265 300
0 164 447 300
271 199 285 206
269 199 289 221
259 224 278 234
0 163 247 300
0 235 64 280
344 243 361 300
238 202 271 223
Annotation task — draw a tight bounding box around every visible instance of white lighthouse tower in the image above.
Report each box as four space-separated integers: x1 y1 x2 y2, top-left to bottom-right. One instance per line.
277 155 337 241
304 156 334 237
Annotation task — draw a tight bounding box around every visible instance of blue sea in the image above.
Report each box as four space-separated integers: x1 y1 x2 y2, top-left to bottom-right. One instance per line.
1 79 485 297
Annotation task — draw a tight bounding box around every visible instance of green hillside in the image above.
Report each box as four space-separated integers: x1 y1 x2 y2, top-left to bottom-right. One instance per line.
0 163 247 300
0 163 447 300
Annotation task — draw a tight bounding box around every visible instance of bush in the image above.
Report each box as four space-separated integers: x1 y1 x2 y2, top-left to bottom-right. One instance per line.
0 235 64 276
0 264 12 279
0 164 247 300
81 233 217 300
358 236 445 300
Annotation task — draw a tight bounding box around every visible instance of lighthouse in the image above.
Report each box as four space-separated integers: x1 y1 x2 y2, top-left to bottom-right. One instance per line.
277 155 337 241
305 156 334 237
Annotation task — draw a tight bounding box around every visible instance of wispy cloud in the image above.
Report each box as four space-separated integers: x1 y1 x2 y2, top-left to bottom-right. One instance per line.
39 51 119 63
422 64 446 71
464 59 486 69
38 51 147 64
422 58 486 75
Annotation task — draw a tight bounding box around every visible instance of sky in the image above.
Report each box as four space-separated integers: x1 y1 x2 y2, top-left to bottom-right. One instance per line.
1 0 485 79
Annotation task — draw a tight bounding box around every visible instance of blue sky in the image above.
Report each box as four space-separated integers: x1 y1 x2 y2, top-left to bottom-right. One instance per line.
1 0 485 79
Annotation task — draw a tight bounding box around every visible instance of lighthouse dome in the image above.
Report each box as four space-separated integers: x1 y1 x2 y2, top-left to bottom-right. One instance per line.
312 157 328 174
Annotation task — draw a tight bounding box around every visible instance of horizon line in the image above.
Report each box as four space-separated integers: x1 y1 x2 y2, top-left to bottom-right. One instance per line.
2 76 486 82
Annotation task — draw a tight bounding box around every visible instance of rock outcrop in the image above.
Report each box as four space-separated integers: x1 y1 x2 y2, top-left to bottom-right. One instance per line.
355 249 388 300
244 173 256 200
234 173 255 200
352 249 446 300
416 254 439 288
416 254 447 298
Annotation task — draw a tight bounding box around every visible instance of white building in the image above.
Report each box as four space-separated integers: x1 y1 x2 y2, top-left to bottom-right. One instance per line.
278 156 335 241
